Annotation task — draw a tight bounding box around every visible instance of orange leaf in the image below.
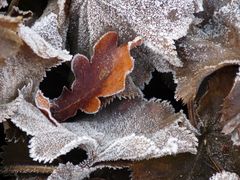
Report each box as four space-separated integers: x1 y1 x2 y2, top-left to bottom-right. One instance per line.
50 32 142 121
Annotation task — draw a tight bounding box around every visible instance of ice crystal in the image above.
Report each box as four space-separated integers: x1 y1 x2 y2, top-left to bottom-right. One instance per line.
210 171 240 180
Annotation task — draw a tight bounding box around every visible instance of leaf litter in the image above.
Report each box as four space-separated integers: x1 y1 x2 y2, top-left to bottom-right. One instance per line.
1 0 240 179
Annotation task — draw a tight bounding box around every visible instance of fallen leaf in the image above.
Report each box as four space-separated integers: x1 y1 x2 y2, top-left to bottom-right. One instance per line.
0 15 22 59
68 0 202 94
31 0 70 49
9 85 198 165
69 0 202 67
50 31 142 121
193 67 240 174
174 0 240 104
221 70 240 145
0 14 72 123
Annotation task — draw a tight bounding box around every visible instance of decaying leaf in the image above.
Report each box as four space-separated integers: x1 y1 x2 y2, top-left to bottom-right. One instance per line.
0 15 22 59
68 0 203 93
209 171 240 180
50 32 142 121
0 13 72 123
191 67 240 175
174 0 240 104
9 85 198 165
2 0 240 179
221 70 240 145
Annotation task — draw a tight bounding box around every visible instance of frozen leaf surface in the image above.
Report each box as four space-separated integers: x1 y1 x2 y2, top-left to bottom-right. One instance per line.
50 32 142 121
0 14 72 123
32 0 70 49
174 0 240 104
10 90 198 165
209 171 240 180
69 0 202 67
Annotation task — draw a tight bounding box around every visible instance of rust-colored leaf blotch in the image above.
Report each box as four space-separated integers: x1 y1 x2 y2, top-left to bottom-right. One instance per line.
50 32 142 122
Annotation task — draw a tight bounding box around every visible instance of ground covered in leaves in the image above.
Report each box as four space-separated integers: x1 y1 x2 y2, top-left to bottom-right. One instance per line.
1 0 240 179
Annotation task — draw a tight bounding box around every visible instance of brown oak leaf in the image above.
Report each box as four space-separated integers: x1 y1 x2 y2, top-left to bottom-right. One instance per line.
50 32 142 121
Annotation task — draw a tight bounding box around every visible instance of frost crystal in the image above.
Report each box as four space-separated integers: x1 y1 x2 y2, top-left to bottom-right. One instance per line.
0 0 7 9
209 171 240 180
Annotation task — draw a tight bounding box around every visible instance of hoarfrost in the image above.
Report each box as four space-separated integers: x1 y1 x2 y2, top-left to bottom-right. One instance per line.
69 0 202 71
9 91 198 164
0 0 7 9
209 171 240 180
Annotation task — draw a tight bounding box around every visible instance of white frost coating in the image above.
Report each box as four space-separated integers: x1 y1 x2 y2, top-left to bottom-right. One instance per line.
32 13 63 49
70 0 203 67
209 171 240 180
9 94 198 164
160 137 179 154
0 0 7 9
10 94 98 163
18 25 72 61
48 163 120 180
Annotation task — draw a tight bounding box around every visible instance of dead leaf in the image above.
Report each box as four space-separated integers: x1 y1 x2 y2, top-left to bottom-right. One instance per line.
67 0 202 95
174 0 240 104
192 67 240 175
50 32 142 121
9 85 198 165
69 0 202 67
0 14 72 123
221 70 240 145
0 15 22 59
31 0 70 49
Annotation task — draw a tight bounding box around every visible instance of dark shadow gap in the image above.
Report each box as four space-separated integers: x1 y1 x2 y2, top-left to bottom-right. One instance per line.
142 71 188 115
39 63 74 99
88 167 131 180
59 148 88 165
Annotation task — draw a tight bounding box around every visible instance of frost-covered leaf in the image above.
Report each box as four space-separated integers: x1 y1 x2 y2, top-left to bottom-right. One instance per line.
174 0 240 104
0 14 72 123
209 171 240 180
10 89 197 164
31 0 70 49
68 0 202 91
0 15 22 59
0 0 7 9
50 32 142 121
69 0 202 67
